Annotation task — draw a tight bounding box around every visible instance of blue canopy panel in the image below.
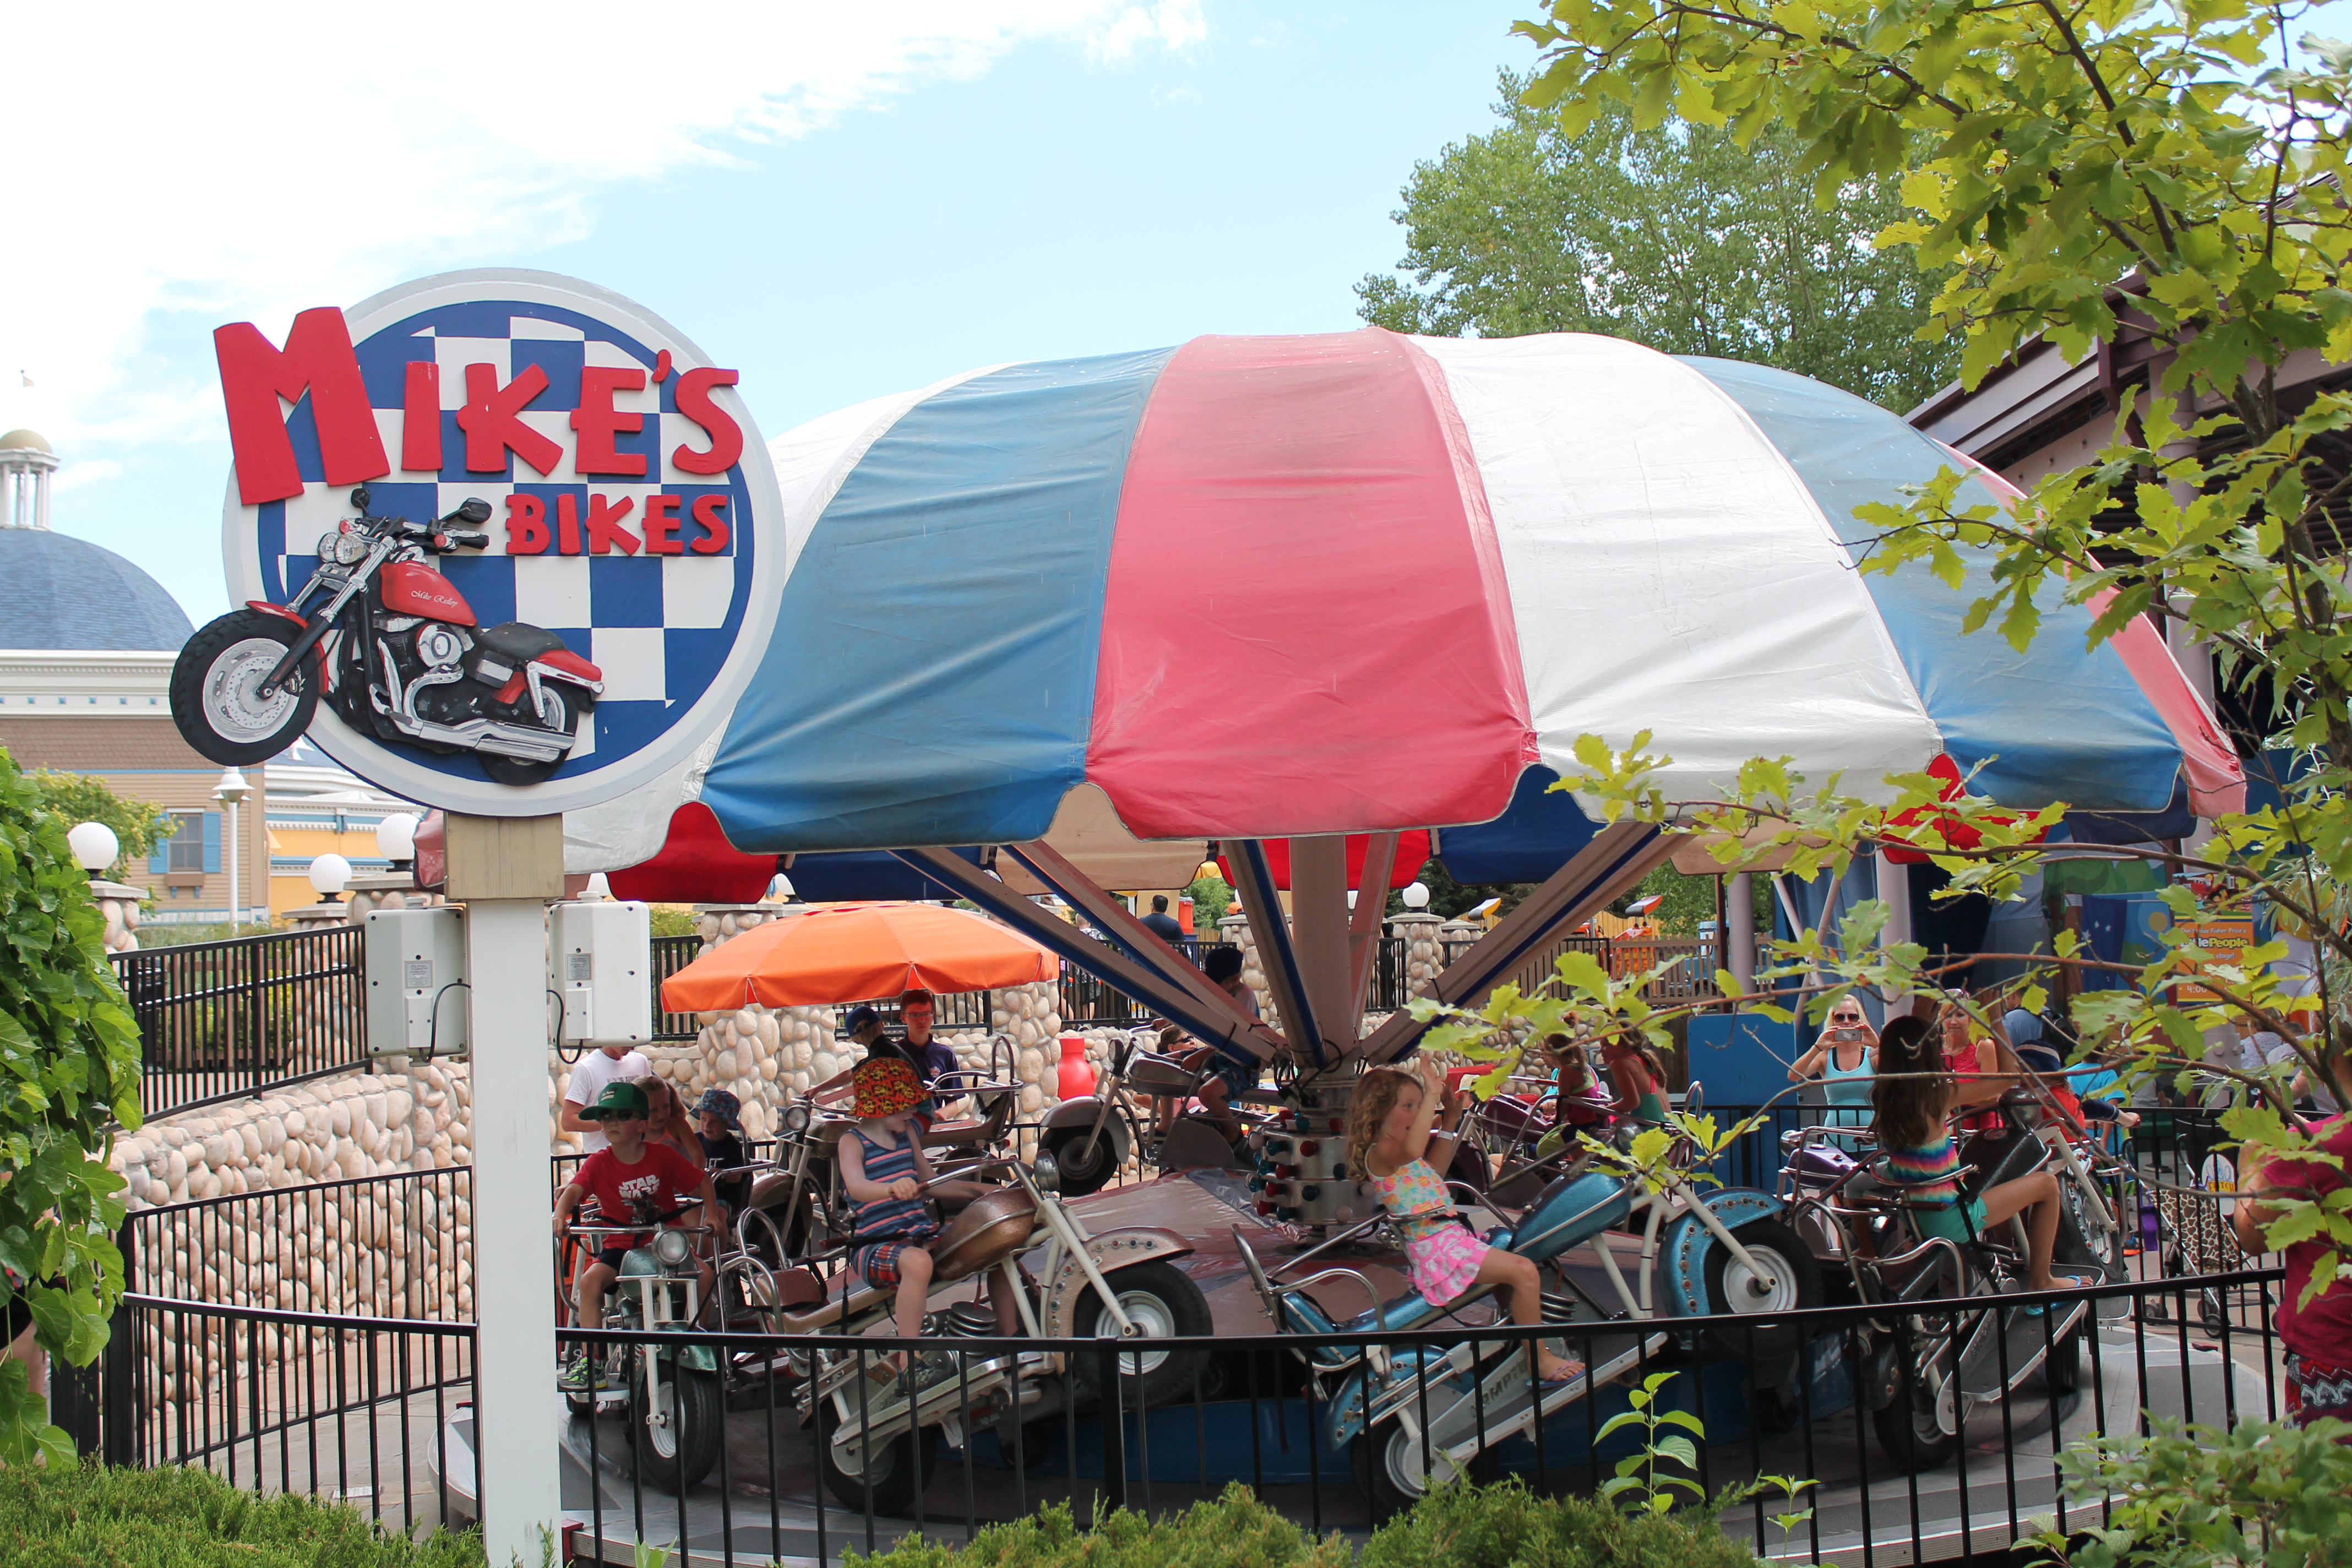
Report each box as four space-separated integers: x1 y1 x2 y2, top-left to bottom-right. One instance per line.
1433 766 1604 884
785 848 988 902
700 348 1177 852
1681 358 2182 814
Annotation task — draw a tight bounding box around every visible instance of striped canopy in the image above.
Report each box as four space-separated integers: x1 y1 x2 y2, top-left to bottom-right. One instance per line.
570 329 2241 874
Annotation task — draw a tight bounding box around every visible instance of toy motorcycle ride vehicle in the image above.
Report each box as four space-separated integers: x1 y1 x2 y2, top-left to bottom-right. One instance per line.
1037 1027 1271 1195
1774 1088 2120 1472
561 1213 723 1491
1239 1097 1820 1520
172 486 600 783
726 1146 1211 1515
729 1064 1024 1273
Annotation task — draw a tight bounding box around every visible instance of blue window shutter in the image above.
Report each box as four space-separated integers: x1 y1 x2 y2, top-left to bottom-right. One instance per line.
149 834 168 874
203 813 222 873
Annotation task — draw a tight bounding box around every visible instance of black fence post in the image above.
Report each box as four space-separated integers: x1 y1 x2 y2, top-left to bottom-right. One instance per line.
103 1224 138 1467
1097 1330 1126 1516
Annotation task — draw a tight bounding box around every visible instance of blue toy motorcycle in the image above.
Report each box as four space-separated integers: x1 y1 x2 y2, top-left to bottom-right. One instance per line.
1237 1097 1819 1518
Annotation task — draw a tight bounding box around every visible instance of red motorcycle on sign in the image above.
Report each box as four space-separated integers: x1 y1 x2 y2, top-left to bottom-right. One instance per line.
172 487 603 785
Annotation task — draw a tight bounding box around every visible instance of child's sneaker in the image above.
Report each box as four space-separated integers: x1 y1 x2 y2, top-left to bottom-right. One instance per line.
557 1351 598 1393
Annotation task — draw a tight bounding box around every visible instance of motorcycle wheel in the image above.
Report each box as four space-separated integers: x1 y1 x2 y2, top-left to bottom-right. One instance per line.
1353 1418 1498 1525
170 610 320 765
483 684 590 787
1041 1121 1124 1197
816 1392 940 1517
1700 1218 1822 1362
1871 1312 1965 1472
629 1365 722 1493
1071 1259 1212 1408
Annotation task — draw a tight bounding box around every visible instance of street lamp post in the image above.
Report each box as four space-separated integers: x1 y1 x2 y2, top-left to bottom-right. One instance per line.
213 768 249 934
67 821 118 879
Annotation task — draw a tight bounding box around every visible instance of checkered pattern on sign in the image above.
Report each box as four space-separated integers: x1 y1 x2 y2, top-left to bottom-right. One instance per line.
252 301 756 787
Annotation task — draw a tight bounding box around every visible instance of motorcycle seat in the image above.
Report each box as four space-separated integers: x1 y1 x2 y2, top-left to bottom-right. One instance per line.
476 621 569 663
1337 1288 1441 1336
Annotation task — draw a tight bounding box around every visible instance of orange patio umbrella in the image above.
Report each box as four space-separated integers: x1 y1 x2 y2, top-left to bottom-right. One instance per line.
659 902 1061 1012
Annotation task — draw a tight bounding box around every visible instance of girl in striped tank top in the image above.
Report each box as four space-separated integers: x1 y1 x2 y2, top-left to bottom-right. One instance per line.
1872 1015 2093 1303
840 1058 1020 1367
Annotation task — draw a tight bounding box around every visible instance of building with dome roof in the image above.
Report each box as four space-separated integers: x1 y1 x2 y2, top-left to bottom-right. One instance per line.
0 432 421 927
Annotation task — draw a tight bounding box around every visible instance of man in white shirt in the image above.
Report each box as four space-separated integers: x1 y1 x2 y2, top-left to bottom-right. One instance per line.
562 1043 652 1152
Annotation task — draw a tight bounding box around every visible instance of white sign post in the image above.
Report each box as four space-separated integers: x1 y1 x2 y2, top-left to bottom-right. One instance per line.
175 270 784 1558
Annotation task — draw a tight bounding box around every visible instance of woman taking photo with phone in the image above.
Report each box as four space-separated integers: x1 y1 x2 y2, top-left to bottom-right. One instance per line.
1789 999 1880 1135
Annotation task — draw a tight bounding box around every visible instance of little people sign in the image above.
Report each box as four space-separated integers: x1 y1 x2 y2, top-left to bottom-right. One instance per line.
171 269 783 816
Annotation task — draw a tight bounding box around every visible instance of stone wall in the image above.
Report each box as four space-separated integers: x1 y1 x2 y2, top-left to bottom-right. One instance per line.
89 878 144 954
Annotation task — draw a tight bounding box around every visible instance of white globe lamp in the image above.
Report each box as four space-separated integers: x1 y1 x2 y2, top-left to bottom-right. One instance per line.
308 853 352 901
1401 881 1431 911
373 812 420 868
67 821 118 876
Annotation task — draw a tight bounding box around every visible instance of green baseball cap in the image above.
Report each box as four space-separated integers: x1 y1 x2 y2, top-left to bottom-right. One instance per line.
587 1081 650 1120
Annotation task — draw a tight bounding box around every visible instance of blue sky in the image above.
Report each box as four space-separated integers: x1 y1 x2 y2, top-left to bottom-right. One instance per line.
6 3 1531 624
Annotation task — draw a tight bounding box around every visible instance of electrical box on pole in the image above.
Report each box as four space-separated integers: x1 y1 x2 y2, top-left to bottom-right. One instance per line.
547 900 654 1049
364 907 469 1060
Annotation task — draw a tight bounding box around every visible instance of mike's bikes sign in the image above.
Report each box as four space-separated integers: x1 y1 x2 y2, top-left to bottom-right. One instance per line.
172 270 785 815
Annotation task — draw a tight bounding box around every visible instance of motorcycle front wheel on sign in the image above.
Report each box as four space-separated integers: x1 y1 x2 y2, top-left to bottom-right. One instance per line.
171 609 320 765
629 1362 722 1491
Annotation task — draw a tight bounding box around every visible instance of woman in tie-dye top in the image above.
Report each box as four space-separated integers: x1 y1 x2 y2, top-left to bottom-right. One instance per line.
1872 1015 2092 1303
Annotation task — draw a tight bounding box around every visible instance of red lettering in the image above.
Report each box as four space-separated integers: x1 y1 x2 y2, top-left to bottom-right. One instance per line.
556 493 584 556
652 349 672 383
401 361 442 472
214 307 389 505
571 366 647 476
644 494 684 555
585 493 640 555
689 494 731 554
457 362 563 475
671 368 743 475
504 494 549 555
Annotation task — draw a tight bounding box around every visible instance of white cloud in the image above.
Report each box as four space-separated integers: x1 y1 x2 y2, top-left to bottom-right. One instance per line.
0 1 1200 455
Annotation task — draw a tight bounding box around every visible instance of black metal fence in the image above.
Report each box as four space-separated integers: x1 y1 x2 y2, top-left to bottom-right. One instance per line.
113 925 367 1119
61 1263 2291 1566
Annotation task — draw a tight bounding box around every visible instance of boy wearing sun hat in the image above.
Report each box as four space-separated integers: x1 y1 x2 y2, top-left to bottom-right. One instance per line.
838 1058 1021 1374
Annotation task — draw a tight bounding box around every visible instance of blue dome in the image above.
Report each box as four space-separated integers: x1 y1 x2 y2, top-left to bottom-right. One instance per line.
0 530 195 651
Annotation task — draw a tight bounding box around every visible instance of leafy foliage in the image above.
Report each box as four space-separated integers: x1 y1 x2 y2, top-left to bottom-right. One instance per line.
2021 1417 2352 1568
1357 1473 1768 1568
1359 75 1956 412
1500 0 2352 1291
0 748 141 1467
1184 872 1231 933
0 1461 487 1566
1624 863 1770 937
19 769 175 881
844 1484 1350 1567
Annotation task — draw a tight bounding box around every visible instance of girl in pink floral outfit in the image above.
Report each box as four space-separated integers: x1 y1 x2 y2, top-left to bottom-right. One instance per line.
1348 1058 1582 1384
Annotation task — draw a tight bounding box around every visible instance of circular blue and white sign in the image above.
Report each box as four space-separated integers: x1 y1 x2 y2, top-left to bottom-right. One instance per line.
215 269 783 816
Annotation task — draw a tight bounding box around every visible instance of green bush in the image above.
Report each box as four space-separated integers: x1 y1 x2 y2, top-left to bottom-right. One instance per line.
0 1462 486 1567
845 1485 1351 1567
843 1478 1760 1568
1357 1478 1762 1568
2023 1416 2352 1568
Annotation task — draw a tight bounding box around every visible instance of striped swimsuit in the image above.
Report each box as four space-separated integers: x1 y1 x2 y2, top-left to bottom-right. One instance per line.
847 1128 938 1289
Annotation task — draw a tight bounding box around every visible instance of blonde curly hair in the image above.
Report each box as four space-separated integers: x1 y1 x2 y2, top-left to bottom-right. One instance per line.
1346 1065 1425 1180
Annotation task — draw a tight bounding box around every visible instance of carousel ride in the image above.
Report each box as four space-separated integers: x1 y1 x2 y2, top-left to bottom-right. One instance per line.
522 327 2245 1527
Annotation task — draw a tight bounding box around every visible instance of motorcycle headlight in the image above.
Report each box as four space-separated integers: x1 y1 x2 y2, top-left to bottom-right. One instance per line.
1031 1151 1061 1193
781 1102 812 1136
652 1229 692 1269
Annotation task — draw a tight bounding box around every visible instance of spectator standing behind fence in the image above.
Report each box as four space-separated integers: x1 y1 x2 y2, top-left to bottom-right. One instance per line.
1139 895 1184 944
2235 1063 2352 1434
1790 1000 1878 1135
560 1039 653 1153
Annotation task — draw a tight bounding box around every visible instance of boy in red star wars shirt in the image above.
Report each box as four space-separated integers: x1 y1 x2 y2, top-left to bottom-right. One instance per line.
552 1080 716 1392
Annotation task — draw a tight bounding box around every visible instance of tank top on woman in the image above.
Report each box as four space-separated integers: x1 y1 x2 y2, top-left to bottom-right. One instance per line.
1946 1038 2003 1136
846 1128 934 1241
1822 1046 1874 1128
